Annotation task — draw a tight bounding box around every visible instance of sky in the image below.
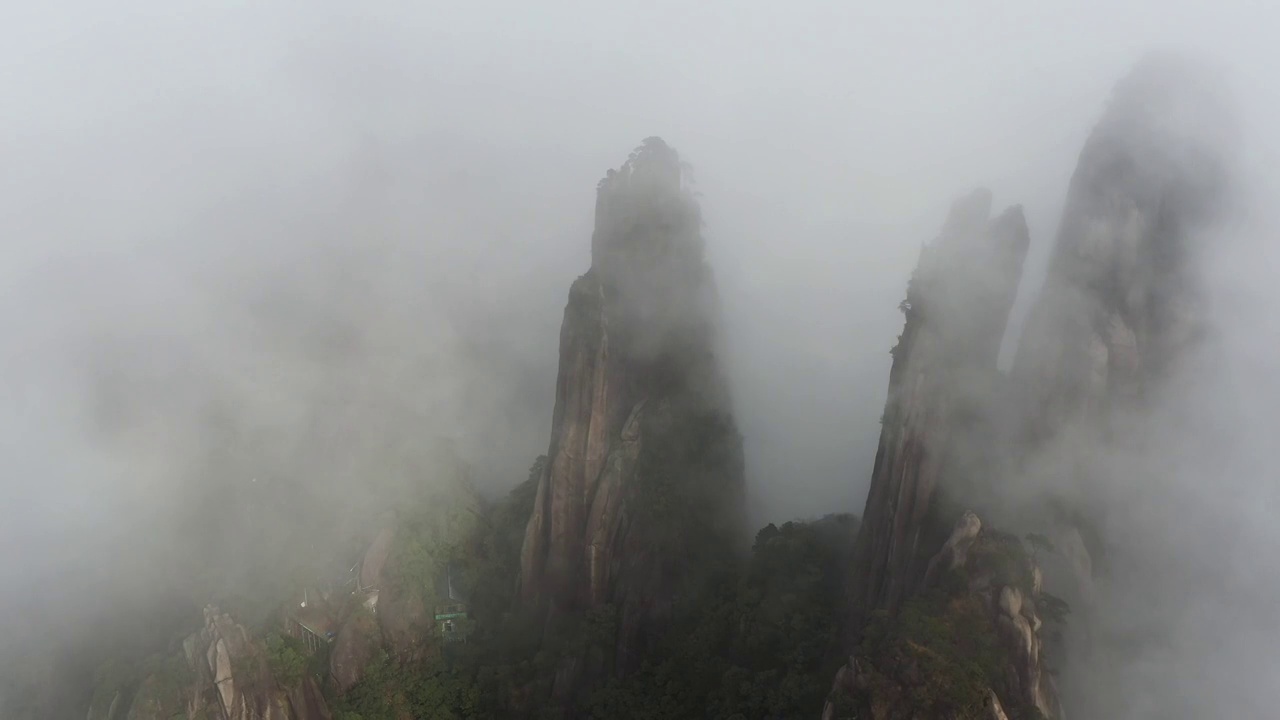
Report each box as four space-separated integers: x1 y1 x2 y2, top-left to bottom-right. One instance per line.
2 0 1279 716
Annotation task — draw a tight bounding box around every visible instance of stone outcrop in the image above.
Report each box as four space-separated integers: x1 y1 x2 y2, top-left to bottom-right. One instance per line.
825 514 1061 720
826 54 1239 720
919 510 982 588
86 690 125 720
113 605 331 720
518 138 744 671
322 524 394 695
824 190 1064 718
83 441 482 720
329 608 382 695
851 188 1030 615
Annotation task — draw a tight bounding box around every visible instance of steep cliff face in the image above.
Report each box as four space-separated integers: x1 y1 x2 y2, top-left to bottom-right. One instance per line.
1010 54 1232 446
851 189 1030 615
1000 52 1237 720
518 138 744 668
830 55 1237 720
826 191 1058 719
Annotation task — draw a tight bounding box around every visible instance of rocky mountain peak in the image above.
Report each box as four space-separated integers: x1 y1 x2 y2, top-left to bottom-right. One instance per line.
1012 53 1236 440
851 188 1030 615
518 138 743 686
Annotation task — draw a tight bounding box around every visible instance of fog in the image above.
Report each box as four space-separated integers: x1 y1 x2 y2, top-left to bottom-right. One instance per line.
2 0 1279 717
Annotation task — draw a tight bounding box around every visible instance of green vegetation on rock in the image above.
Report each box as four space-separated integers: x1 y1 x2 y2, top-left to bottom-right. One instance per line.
630 399 744 573
384 468 483 596
80 442 1062 720
858 588 1004 717
265 632 310 687
582 514 857 719
329 490 857 720
846 527 1052 720
335 652 481 720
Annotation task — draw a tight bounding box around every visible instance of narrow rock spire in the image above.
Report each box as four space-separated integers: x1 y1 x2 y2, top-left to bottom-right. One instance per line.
518 139 743 678
851 189 1030 614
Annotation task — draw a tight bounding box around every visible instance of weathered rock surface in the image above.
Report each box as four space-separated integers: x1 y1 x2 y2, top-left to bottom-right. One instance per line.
851 188 1030 615
326 461 482 691
518 138 744 671
87 442 482 720
359 525 395 592
114 605 331 720
920 510 982 587
825 514 1061 720
1010 53 1233 445
829 56 1238 720
986 691 1012 720
86 689 125 720
284 677 332 720
329 608 383 695
998 51 1237 720
824 190 1063 718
